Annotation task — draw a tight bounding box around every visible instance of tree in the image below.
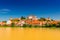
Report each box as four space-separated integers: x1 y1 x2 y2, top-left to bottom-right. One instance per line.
56 22 60 28
28 24 32 28
11 23 15 27
21 16 26 20
2 21 7 23
22 24 27 28
2 21 7 27
51 19 54 21
39 17 46 21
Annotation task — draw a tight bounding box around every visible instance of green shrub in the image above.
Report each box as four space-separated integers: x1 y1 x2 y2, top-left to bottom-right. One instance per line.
43 24 56 28
56 23 60 28
11 23 15 27
28 25 32 28
22 24 27 28
34 25 40 28
3 24 7 27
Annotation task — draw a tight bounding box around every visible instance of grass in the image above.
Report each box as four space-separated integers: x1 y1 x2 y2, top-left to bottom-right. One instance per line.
0 25 60 28
0 26 52 27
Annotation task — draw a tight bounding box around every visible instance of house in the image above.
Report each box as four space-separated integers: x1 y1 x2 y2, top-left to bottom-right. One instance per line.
25 19 40 26
17 20 25 26
39 21 47 26
0 22 6 26
6 20 12 26
6 18 20 26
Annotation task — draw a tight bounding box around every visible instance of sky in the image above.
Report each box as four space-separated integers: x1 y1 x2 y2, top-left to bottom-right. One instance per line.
0 0 60 21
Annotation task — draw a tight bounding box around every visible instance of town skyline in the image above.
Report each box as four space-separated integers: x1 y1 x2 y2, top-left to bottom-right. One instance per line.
0 15 60 27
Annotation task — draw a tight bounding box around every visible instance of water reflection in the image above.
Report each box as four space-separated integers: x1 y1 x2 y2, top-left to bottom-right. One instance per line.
0 28 60 40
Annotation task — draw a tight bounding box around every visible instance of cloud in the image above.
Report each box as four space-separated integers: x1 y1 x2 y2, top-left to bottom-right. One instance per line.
0 9 11 14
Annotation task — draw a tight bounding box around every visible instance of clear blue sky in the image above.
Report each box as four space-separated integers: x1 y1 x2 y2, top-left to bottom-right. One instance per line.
0 0 60 21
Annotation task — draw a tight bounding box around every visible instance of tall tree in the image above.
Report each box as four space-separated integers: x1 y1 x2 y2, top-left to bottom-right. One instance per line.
21 16 26 20
39 17 46 21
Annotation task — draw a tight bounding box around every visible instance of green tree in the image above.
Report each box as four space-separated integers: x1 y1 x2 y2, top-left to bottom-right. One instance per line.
11 23 15 27
28 24 32 28
21 16 26 20
56 22 60 28
22 24 27 28
2 21 7 23
39 17 46 21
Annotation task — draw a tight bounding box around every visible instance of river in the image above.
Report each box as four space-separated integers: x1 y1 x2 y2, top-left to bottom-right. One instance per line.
0 27 60 40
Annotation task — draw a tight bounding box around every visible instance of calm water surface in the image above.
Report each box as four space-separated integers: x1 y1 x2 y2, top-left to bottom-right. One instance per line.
0 27 60 40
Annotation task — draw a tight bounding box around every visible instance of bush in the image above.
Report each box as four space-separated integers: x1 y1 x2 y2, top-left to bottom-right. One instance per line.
34 25 40 28
3 24 7 27
56 23 60 28
43 24 56 28
22 24 27 28
28 25 32 28
42 24 50 28
51 24 56 27
11 23 15 27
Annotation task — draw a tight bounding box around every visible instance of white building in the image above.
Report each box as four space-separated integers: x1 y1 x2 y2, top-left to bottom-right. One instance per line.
6 20 12 25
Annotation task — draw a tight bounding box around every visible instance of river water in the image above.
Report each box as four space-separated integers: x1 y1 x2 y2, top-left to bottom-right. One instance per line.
0 27 60 40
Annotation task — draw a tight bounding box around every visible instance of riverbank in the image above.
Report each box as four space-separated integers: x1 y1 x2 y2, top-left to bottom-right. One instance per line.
0 26 60 29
